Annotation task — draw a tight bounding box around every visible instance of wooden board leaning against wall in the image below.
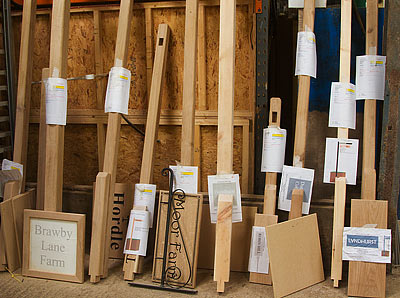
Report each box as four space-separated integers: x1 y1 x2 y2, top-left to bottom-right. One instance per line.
11 0 256 196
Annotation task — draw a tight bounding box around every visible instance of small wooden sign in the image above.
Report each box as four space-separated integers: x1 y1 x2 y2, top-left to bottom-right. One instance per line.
152 191 203 288
23 210 85 283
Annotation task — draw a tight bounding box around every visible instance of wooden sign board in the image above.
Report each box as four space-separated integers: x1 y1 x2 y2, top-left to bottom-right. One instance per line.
23 210 85 283
266 214 324 298
348 199 388 298
108 183 134 259
152 191 203 288
198 204 257 272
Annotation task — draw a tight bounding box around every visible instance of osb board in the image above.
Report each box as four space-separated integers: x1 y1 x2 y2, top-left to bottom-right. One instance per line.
348 199 388 298
266 214 324 298
152 191 203 288
197 204 256 272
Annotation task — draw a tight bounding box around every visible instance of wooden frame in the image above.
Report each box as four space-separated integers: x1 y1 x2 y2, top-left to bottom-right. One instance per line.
22 210 85 283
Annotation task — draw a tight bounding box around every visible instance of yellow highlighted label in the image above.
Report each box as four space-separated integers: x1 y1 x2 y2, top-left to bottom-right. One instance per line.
143 189 152 193
119 75 128 80
55 85 65 89
182 172 194 175
347 89 355 93
272 134 284 137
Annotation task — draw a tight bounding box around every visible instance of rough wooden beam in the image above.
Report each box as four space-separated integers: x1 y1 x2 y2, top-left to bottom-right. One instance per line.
43 0 70 212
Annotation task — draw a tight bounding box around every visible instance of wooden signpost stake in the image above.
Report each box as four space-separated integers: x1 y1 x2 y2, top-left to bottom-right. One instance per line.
331 0 351 287
43 0 70 212
88 0 134 281
213 0 236 293
13 0 37 191
249 97 281 285
123 23 170 281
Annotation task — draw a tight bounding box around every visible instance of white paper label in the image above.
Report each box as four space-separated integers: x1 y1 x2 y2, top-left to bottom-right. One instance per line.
342 227 391 263
45 78 68 125
278 165 314 214
261 127 287 173
105 67 131 114
289 0 327 8
248 226 269 274
328 82 356 129
207 174 242 224
323 138 359 185
2 159 23 177
123 210 150 256
295 31 317 78
170 165 198 194
133 184 156 228
30 218 77 275
356 55 386 100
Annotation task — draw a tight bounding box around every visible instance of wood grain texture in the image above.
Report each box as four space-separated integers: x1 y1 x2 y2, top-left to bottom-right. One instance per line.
266 214 324 298
43 0 70 212
213 194 233 293
197 4 207 110
348 199 387 298
0 200 20 271
145 8 153 101
289 188 303 219
13 0 37 190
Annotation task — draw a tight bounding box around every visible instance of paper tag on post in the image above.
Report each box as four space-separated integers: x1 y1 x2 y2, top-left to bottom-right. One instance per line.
342 227 391 263
261 127 287 173
328 82 356 129
289 0 327 8
45 78 68 125
248 226 269 274
170 166 198 194
133 184 156 228
356 55 386 100
123 209 150 256
105 67 131 114
295 31 317 78
2 159 23 177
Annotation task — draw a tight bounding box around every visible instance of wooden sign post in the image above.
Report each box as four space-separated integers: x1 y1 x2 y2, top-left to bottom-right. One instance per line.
122 23 171 281
331 0 351 287
89 0 134 282
249 97 281 285
213 0 236 293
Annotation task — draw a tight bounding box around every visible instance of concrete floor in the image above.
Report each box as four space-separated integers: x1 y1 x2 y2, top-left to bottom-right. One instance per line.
1 259 400 297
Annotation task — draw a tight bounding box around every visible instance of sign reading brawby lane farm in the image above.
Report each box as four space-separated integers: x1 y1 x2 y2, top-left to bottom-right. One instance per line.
23 210 85 283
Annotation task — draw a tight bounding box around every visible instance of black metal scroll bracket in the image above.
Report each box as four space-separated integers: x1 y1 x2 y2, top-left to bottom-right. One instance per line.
129 167 197 295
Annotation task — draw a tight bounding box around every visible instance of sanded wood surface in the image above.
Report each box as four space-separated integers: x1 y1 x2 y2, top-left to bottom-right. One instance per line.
331 177 346 287
181 0 199 166
348 199 388 298
13 0 37 190
289 188 304 220
36 68 50 210
197 4 207 110
266 214 324 298
249 213 277 285
214 194 233 293
145 8 153 100
43 0 70 212
293 0 315 168
361 0 378 200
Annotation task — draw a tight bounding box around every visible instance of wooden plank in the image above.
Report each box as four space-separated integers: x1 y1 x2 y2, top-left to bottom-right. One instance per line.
89 172 110 283
361 0 378 200
100 0 134 279
197 4 207 111
267 214 324 298
13 0 37 190
0 230 6 271
123 24 170 281
348 199 387 298
331 177 346 287
194 125 202 190
43 0 70 212
36 68 50 210
4 181 20 199
145 8 153 101
362 168 376 201
289 188 303 220
180 0 199 166
0 200 19 271
214 194 233 293
242 123 250 194
293 0 315 168
152 191 203 288
249 213 277 285
93 10 106 171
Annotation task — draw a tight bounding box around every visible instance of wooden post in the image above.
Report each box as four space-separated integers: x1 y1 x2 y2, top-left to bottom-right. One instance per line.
180 0 199 166
331 0 351 287
13 0 37 190
43 0 70 212
36 68 50 210
197 4 207 111
145 8 154 101
361 0 378 200
289 188 304 220
293 0 315 168
214 0 236 292
123 24 170 281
